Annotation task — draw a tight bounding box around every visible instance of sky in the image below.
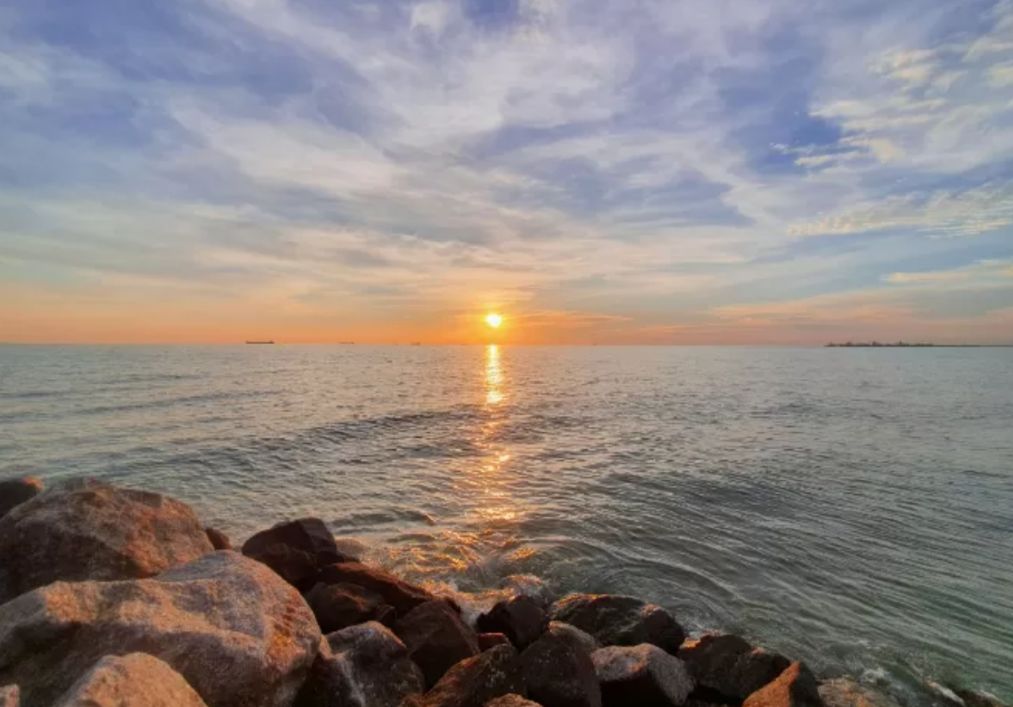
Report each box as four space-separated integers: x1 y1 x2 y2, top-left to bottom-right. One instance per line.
2 0 1012 344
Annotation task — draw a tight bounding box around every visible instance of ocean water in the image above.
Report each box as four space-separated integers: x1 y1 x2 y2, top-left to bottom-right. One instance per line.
1 344 1011 703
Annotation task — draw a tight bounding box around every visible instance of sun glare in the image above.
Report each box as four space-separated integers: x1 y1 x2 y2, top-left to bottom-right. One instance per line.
484 313 503 329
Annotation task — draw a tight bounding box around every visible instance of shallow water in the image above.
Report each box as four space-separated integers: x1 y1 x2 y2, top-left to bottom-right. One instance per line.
1 344 1011 703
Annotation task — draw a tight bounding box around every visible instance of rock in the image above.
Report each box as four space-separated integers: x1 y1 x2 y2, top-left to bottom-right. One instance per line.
592 644 693 707
548 595 684 654
0 551 321 707
477 596 547 649
395 599 481 688
242 518 353 591
743 662 822 707
520 627 601 707
678 633 790 701
0 477 43 518
294 621 424 707
0 479 213 602
0 686 18 707
499 575 555 609
53 653 207 706
818 678 900 707
416 644 525 707
205 527 231 550
486 696 542 707
304 581 395 632
480 633 512 651
953 688 1007 707
547 622 598 655
318 561 435 615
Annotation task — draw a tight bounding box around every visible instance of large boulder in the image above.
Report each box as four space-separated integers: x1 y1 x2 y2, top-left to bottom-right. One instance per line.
0 686 18 707
0 477 43 519
678 633 790 701
548 595 684 654
546 623 598 655
53 653 207 706
318 562 435 614
818 678 899 707
479 633 512 651
395 600 481 688
743 662 823 707
305 581 395 632
242 518 353 591
294 621 424 707
0 551 321 707
478 596 547 650
592 644 693 707
520 625 601 707
0 479 213 601
415 644 525 707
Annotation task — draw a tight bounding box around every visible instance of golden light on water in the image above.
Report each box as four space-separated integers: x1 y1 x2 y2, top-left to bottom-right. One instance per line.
484 312 503 329
485 344 504 406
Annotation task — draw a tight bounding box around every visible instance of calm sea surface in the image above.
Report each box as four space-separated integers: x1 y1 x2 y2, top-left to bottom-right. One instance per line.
1 345 1010 703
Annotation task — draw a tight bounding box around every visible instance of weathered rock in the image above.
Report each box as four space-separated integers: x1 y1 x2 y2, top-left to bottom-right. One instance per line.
416 644 525 707
318 561 435 614
305 581 395 632
294 621 424 707
678 633 790 701
818 678 900 707
0 551 321 707
0 686 18 707
480 633 512 651
395 599 481 688
53 653 207 707
0 477 43 519
547 622 598 655
592 644 693 707
486 696 542 707
205 526 231 550
242 518 353 591
521 627 601 707
478 595 547 649
0 479 213 601
548 595 684 654
743 662 823 707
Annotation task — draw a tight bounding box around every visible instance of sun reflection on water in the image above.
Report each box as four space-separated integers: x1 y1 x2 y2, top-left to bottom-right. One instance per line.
485 344 504 406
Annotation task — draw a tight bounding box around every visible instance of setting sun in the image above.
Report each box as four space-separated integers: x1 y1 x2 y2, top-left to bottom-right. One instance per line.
484 313 503 329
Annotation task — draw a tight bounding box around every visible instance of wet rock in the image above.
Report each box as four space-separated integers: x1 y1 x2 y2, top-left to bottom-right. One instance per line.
416 644 525 707
592 644 693 707
318 561 435 615
0 686 18 707
205 526 231 550
521 627 601 707
0 551 321 707
743 662 823 707
294 621 424 707
54 653 207 707
478 595 548 649
480 633 513 651
395 599 481 688
547 622 598 655
486 696 542 707
499 575 555 609
548 594 685 654
952 688 1007 707
305 581 395 632
678 633 790 701
0 479 213 602
818 678 900 707
0 477 43 519
242 518 353 591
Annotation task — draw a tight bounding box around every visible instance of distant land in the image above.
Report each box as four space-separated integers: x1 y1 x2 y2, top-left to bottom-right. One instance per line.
825 341 1012 347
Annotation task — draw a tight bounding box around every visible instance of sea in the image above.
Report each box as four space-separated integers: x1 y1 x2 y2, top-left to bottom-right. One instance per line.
1 344 1010 704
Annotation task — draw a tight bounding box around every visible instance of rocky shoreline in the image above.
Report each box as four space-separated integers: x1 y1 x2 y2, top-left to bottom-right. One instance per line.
0 477 1004 707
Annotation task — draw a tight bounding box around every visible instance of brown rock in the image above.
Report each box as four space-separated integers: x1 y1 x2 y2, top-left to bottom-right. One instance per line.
305 581 395 632
953 688 1007 707
0 551 321 707
591 644 693 707
205 527 231 550
480 633 512 651
416 644 525 707
546 622 598 655
486 696 542 707
242 518 353 591
743 662 823 707
0 479 213 602
478 596 547 650
53 653 207 706
395 600 481 688
548 595 684 654
0 685 18 707
294 621 424 707
521 627 601 707
678 633 790 701
318 561 435 615
818 678 900 707
0 477 43 518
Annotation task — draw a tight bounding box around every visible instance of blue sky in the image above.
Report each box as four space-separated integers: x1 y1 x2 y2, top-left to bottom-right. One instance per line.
1 0 1012 343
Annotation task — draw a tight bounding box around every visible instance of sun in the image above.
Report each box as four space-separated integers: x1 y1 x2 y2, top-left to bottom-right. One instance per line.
484 312 503 329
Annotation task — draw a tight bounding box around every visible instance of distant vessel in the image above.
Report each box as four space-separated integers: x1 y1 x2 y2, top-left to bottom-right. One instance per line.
245 340 275 344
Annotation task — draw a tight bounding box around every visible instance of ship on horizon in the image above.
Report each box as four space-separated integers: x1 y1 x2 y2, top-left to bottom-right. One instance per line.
244 340 275 344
